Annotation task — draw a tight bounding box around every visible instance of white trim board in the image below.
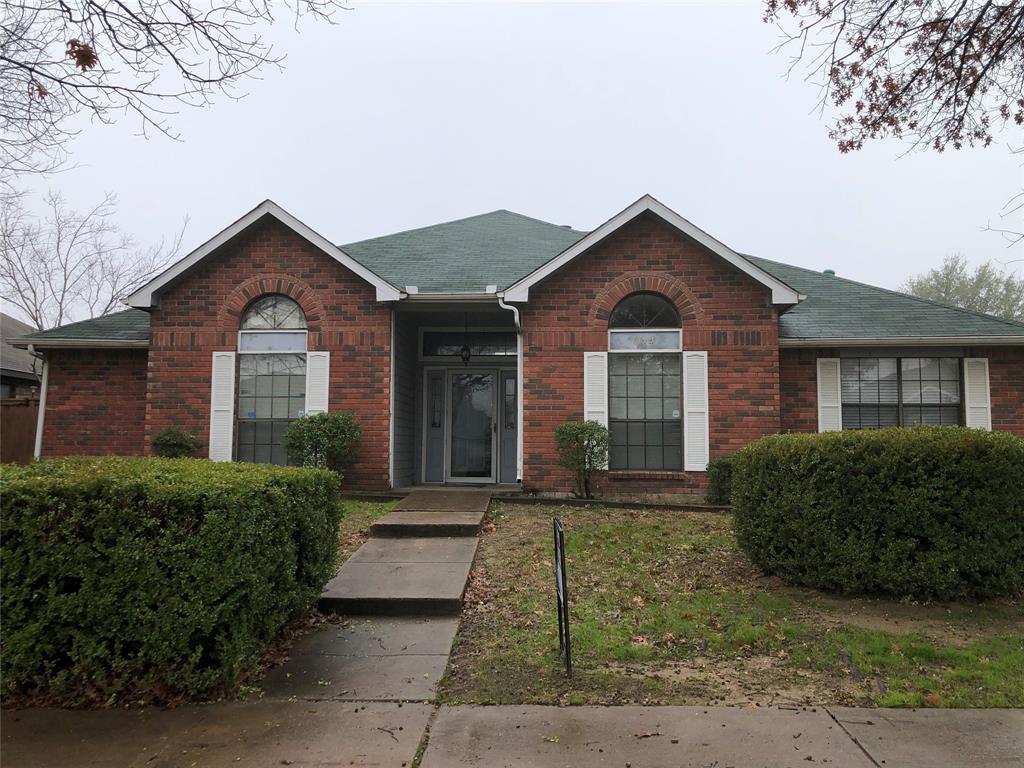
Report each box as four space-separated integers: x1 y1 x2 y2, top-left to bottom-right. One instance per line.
780 335 1024 347
127 200 403 307
503 195 804 305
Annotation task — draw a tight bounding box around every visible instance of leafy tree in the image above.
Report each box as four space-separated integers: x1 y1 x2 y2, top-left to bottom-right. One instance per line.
902 253 1024 322
765 1 1024 153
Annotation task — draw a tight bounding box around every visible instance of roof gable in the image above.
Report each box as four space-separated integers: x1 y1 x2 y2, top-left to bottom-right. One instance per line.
503 195 803 305
128 200 402 308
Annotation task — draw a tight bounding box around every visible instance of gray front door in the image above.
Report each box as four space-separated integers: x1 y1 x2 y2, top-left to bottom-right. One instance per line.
499 370 518 483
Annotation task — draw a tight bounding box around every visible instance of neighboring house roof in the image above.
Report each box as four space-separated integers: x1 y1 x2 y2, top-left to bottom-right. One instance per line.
343 210 587 294
747 256 1024 345
12 199 1024 348
1 313 40 379
127 200 402 307
10 309 150 348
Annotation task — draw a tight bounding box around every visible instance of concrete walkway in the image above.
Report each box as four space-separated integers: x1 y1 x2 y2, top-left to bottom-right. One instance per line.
5 704 1021 768
318 488 489 615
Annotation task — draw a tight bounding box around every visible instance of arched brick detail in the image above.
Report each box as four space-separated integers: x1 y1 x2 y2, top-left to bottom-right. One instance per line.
589 272 705 327
217 274 326 333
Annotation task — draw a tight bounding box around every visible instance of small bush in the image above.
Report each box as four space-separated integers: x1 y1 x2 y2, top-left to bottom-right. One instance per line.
1 457 342 705
731 427 1024 600
151 426 203 458
555 420 609 499
705 455 734 505
284 411 361 476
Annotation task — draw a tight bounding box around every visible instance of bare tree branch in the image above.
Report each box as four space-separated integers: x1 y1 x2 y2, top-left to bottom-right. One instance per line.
0 189 185 329
766 1 1024 152
0 0 350 183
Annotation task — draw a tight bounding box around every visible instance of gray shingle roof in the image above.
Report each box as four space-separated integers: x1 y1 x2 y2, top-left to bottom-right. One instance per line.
342 210 586 293
13 309 150 345
746 256 1024 341
18 210 1024 346
2 313 40 377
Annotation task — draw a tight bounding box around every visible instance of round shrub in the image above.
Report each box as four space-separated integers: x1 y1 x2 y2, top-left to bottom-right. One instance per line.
1 457 342 705
283 411 361 476
554 419 609 499
705 454 734 505
151 426 203 458
731 427 1024 600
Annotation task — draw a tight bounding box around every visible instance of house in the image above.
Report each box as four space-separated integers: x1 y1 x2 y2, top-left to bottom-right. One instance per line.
12 195 1024 493
2 313 40 399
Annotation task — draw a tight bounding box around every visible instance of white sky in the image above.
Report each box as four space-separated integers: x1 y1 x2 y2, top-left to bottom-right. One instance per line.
24 0 1024 295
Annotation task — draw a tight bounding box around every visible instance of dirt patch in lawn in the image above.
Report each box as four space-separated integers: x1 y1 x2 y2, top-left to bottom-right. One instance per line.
440 504 1024 708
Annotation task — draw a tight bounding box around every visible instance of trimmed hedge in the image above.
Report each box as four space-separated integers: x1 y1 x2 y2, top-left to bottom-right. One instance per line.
1 457 342 705
731 428 1024 600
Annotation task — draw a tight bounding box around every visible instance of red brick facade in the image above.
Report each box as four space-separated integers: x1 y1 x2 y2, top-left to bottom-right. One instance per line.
144 217 392 489
35 211 1024 493
519 212 780 493
779 345 1024 437
41 349 147 457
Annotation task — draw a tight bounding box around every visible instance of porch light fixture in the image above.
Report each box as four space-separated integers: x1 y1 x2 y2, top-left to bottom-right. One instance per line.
459 312 471 365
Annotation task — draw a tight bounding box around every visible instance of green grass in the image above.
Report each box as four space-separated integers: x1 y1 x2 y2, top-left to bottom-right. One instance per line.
440 504 1024 708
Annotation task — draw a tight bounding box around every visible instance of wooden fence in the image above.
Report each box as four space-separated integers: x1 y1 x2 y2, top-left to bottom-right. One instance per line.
1 398 39 464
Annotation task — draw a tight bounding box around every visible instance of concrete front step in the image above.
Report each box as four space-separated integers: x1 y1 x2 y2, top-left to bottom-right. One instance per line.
318 537 478 616
371 510 485 538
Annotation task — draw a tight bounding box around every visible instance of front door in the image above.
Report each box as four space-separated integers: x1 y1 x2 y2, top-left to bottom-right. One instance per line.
447 370 496 482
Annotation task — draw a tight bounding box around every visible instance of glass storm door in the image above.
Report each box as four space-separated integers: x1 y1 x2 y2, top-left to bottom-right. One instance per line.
448 371 495 482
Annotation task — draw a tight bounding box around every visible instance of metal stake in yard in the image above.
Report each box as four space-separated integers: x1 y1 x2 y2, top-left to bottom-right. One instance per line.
553 517 572 676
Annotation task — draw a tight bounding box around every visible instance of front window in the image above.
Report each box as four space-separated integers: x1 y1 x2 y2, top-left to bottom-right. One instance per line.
607 293 682 471
236 295 307 464
841 357 962 429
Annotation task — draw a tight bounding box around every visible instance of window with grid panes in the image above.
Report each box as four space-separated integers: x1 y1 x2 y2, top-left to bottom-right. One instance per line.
236 295 307 465
607 293 682 471
840 357 962 429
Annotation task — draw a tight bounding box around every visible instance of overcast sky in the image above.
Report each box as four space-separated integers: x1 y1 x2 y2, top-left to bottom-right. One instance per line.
22 0 1024 296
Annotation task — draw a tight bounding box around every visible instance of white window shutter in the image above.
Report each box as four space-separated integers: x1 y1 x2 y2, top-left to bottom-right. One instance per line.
208 352 236 461
817 358 842 432
683 351 710 471
305 351 331 415
963 358 991 430
583 352 608 426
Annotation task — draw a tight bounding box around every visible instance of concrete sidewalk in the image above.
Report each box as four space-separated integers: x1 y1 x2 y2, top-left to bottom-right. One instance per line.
4 703 1021 768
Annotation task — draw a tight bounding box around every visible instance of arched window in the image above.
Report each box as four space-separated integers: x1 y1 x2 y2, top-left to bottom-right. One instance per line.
607 292 682 471
236 295 308 465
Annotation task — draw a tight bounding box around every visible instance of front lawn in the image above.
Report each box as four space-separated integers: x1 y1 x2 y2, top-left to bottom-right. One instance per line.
336 498 397 563
440 504 1024 708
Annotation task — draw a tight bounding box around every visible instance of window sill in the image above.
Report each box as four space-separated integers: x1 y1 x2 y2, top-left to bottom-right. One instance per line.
606 470 700 481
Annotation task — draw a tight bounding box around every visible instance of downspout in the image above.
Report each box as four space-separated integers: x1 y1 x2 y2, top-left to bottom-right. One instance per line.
496 294 523 484
31 346 48 460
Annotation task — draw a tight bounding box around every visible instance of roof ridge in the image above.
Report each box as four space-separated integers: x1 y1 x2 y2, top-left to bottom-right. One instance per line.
748 254 1024 331
496 208 589 236
341 210 536 248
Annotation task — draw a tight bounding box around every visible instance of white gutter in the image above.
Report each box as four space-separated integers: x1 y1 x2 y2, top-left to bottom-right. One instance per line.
10 338 149 349
496 294 524 484
780 335 1024 347
33 356 48 460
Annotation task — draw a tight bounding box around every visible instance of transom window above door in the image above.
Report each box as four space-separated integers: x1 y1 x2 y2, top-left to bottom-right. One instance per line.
236 295 308 465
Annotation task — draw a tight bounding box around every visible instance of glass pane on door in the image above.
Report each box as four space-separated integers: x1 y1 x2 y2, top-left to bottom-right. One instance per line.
450 372 494 479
